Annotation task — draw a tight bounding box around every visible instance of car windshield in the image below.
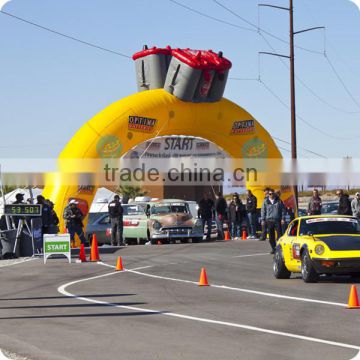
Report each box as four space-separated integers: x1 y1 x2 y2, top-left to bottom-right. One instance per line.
123 205 145 216
151 203 188 215
299 218 360 235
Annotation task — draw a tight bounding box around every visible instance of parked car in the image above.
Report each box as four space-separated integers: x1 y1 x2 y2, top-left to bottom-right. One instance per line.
86 203 149 245
148 200 204 244
321 201 338 215
273 215 360 282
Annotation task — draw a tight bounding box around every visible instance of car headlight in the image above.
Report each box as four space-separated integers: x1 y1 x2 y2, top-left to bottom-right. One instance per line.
315 244 325 255
152 221 162 231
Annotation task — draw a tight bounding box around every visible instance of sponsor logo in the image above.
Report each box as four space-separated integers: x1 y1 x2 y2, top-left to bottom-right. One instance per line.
242 137 267 158
77 185 95 195
231 120 255 135
196 141 210 150
96 135 122 158
128 116 157 133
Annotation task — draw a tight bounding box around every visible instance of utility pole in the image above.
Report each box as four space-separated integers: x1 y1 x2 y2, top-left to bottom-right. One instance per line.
259 1 324 211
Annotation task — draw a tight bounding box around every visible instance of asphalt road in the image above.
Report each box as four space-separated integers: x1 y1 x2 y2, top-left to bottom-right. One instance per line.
1 240 360 360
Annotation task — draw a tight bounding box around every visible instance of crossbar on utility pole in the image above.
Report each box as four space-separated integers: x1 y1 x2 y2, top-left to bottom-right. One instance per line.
258 0 324 211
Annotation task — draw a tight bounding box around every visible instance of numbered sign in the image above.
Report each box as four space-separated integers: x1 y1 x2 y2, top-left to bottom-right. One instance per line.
4 204 42 217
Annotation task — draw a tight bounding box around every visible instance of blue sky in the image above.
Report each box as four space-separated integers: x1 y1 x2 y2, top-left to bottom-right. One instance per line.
0 0 359 159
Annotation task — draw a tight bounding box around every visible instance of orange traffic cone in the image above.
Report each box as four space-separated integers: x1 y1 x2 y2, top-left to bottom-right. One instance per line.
90 234 100 262
78 243 87 262
242 229 247 240
198 267 210 286
115 256 124 271
347 285 360 309
224 230 231 241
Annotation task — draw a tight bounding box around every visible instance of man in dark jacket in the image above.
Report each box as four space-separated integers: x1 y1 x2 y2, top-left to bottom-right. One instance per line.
260 188 270 240
337 190 352 215
36 195 51 234
198 193 214 240
63 199 86 246
308 189 322 215
227 193 244 239
108 195 125 246
246 189 258 239
215 192 227 240
261 189 285 254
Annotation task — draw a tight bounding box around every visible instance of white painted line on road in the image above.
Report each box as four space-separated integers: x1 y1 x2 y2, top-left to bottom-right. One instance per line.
0 257 36 268
232 253 269 258
351 351 360 359
0 350 10 360
127 269 346 307
57 271 360 354
97 262 153 271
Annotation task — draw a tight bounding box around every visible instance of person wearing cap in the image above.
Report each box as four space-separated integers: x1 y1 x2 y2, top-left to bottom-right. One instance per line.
351 192 360 218
63 199 86 246
108 195 125 246
46 199 59 234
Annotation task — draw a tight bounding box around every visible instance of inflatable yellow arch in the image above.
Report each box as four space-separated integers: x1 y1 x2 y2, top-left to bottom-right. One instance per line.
43 89 295 231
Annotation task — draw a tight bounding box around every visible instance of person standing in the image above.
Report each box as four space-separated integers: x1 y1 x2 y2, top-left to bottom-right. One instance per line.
261 189 285 254
46 200 59 234
198 193 214 240
307 189 322 215
108 195 125 246
36 195 51 234
246 189 258 239
337 190 352 215
215 192 227 240
351 192 360 218
63 199 86 247
259 188 270 241
227 193 243 239
12 193 26 227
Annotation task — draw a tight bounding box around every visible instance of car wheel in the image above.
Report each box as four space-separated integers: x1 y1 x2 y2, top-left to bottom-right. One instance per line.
301 250 318 283
273 247 291 279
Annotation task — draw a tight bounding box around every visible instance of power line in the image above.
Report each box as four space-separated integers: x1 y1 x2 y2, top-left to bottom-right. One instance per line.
0 10 131 59
259 31 360 114
212 0 323 55
259 78 360 140
167 0 256 32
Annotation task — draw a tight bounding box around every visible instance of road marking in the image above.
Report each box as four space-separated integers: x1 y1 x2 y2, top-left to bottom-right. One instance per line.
57 270 360 354
97 262 346 307
232 253 269 258
0 257 36 268
124 268 346 307
0 350 9 360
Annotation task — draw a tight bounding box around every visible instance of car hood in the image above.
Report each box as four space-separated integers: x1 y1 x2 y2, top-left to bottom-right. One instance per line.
315 235 360 251
151 213 194 227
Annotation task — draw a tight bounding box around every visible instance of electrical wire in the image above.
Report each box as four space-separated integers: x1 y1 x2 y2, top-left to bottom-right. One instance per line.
167 0 256 32
0 10 131 59
212 0 323 55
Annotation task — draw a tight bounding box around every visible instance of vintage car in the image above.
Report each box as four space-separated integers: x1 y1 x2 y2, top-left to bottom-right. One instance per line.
86 203 149 245
148 200 204 244
273 215 360 282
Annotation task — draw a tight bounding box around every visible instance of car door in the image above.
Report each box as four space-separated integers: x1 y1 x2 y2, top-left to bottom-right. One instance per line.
287 219 301 267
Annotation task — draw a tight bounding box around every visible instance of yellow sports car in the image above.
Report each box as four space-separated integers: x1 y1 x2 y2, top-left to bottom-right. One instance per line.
273 215 360 282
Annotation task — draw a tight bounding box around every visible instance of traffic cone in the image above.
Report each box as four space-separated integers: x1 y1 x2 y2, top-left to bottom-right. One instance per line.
242 229 247 240
224 230 231 241
347 285 360 309
198 267 210 286
78 243 87 262
115 256 124 271
90 234 100 262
